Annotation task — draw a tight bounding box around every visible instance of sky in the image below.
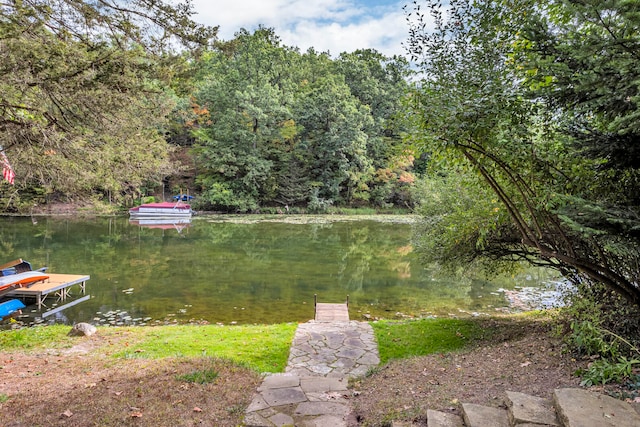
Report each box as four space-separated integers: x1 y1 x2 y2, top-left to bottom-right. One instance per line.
190 0 410 58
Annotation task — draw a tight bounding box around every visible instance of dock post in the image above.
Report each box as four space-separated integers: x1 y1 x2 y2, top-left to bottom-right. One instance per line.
314 294 317 320
346 295 349 307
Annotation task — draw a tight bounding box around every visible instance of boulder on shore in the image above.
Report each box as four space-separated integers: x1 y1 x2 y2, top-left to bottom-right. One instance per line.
68 322 97 337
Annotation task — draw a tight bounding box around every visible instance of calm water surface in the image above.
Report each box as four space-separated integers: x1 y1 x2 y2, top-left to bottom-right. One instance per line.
0 215 556 325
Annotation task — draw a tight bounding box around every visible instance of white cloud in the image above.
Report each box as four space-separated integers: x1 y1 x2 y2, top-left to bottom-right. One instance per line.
281 9 408 57
190 0 409 57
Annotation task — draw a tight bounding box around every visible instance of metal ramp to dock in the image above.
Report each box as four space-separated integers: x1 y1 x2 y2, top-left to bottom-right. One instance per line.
314 294 349 321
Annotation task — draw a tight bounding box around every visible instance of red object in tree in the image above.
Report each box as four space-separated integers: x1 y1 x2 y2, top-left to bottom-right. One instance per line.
0 150 14 184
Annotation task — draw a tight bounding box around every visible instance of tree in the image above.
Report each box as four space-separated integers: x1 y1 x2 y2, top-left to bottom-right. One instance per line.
336 49 415 207
294 74 373 205
406 0 640 305
191 28 299 212
518 0 640 206
0 0 216 206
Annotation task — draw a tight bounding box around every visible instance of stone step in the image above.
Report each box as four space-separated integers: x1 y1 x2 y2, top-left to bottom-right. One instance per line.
388 388 640 427
553 388 640 427
505 390 560 426
391 421 420 427
460 403 510 427
457 388 640 427
427 409 464 427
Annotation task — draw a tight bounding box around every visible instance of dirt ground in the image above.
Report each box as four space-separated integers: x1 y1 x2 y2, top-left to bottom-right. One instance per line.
349 319 586 426
0 334 262 427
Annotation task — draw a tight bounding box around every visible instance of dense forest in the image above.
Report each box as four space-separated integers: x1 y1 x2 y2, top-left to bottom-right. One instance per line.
181 28 414 213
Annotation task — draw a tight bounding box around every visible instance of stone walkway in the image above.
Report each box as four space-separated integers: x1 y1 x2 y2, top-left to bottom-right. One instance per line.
244 320 379 427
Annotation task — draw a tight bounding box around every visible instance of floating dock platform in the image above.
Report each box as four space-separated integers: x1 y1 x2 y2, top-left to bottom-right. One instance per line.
8 273 90 309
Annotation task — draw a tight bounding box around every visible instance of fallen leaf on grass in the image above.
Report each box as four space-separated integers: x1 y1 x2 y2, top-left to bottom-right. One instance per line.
193 407 202 412
520 361 531 367
130 412 143 418
62 410 73 418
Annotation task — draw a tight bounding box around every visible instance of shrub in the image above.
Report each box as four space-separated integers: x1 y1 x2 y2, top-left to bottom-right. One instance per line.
560 283 640 387
568 320 640 386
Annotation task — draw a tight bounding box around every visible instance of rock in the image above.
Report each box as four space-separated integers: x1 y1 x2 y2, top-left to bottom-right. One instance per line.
553 388 640 427
427 409 464 427
68 322 97 337
391 421 418 427
461 403 510 427
506 390 559 426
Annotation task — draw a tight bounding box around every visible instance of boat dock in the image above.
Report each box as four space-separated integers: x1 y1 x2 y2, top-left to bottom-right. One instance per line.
9 273 90 309
314 294 349 321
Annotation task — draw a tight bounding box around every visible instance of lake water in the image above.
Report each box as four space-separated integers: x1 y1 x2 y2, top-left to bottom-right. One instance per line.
0 215 559 325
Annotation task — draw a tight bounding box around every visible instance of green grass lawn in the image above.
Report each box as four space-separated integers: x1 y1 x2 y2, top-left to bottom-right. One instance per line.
371 317 486 364
1 317 500 373
0 323 298 373
0 324 73 349
114 323 298 372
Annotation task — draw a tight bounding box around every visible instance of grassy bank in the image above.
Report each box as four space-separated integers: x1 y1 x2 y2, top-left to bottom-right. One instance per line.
0 316 507 371
0 322 299 372
372 317 487 364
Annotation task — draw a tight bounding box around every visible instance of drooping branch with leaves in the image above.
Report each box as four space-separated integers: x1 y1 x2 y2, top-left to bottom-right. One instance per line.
406 0 640 305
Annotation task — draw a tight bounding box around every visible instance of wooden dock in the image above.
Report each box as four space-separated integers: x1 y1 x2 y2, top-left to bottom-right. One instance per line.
314 294 349 321
9 273 90 309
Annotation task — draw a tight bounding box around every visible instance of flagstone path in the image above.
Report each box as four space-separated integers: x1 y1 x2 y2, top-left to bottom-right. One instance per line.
244 320 379 427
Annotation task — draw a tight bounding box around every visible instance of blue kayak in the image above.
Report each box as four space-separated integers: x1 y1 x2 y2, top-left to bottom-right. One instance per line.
0 299 26 319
